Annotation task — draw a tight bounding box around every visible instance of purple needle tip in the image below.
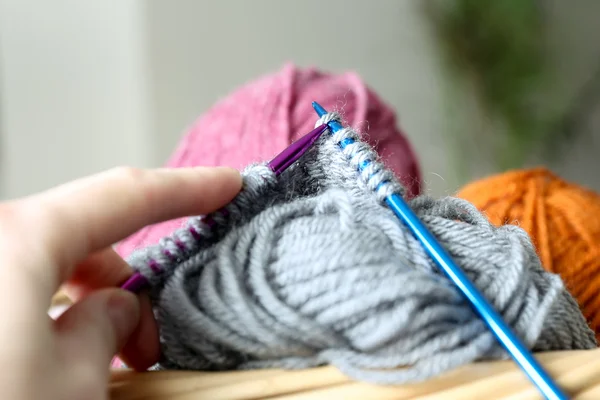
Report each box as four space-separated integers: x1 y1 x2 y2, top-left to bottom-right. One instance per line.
268 124 328 175
120 273 148 292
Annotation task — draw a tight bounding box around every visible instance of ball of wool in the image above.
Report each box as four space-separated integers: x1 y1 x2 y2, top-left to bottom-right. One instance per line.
126 116 596 384
116 63 421 258
457 168 600 340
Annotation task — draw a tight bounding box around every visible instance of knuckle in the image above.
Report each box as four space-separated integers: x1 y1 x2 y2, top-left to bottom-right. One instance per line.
0 201 17 221
0 200 55 271
107 166 159 215
109 165 147 184
0 201 24 237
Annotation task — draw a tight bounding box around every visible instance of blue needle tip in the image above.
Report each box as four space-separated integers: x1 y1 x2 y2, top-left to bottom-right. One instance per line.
312 102 343 132
312 101 327 117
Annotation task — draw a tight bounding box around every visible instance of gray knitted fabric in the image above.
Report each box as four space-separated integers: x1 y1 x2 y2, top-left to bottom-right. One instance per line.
127 112 597 385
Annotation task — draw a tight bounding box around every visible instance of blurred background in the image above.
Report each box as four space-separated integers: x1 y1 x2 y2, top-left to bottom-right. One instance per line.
1 0 600 199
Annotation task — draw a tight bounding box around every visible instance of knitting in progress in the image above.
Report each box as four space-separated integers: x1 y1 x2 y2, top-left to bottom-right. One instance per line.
458 168 600 342
127 112 597 385
116 64 421 258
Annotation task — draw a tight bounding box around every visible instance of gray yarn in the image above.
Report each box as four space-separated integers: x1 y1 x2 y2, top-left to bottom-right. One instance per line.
127 112 597 385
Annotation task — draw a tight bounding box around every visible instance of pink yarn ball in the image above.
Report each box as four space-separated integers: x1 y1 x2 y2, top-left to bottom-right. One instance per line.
116 63 422 258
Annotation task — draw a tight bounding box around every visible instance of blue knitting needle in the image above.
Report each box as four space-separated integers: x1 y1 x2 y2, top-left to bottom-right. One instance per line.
311 101 568 400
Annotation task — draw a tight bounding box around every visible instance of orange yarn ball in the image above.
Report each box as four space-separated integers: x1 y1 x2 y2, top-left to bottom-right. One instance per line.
457 168 600 340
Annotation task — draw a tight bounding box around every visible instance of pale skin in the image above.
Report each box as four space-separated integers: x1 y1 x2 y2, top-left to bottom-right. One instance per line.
0 166 243 400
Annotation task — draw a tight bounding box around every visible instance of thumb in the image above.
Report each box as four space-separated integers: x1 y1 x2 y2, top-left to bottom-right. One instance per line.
55 289 141 371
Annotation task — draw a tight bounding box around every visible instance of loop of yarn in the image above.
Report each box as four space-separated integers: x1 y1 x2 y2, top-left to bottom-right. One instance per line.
315 112 404 202
128 115 596 384
457 168 600 341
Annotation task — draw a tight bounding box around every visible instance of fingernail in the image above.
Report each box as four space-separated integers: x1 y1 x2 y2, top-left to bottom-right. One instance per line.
107 290 141 342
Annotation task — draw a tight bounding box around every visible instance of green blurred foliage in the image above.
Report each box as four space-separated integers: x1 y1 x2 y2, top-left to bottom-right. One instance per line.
424 0 553 169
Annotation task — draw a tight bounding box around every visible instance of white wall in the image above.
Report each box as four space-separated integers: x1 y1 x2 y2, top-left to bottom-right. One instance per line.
0 0 152 199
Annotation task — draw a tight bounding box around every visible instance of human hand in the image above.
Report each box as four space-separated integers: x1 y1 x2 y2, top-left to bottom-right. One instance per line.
0 166 242 400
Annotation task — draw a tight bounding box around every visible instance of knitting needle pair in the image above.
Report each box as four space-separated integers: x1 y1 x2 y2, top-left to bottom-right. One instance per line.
119 123 329 292
121 103 566 400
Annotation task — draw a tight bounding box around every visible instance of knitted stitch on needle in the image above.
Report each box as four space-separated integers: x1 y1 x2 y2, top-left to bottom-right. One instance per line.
127 112 596 385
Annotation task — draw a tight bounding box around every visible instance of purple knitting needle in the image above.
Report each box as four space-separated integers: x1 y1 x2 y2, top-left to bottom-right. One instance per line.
120 123 329 293
269 124 328 175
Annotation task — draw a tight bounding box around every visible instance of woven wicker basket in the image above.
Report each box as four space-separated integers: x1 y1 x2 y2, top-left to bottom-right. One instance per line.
52 291 600 399
108 348 600 399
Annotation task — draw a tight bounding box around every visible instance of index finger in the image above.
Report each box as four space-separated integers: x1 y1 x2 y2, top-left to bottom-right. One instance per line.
17 166 242 296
